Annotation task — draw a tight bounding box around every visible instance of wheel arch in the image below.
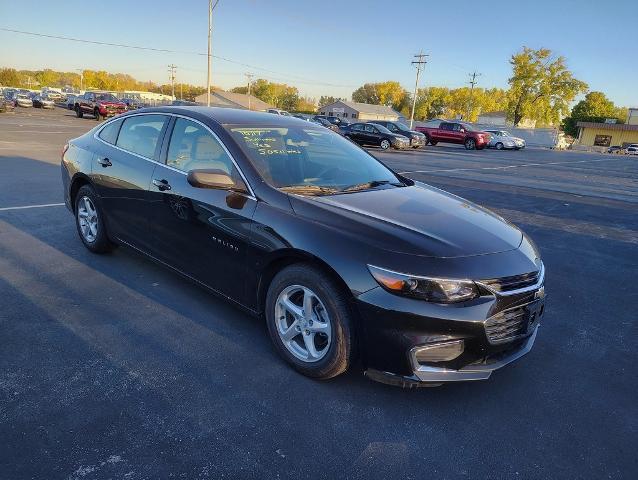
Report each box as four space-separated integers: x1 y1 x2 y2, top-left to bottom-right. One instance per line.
69 173 93 212
256 248 354 316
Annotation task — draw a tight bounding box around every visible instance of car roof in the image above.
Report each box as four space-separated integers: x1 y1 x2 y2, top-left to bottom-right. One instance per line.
138 106 314 127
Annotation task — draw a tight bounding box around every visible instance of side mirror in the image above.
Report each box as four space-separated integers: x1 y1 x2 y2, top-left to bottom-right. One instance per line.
187 169 248 194
460 128 466 133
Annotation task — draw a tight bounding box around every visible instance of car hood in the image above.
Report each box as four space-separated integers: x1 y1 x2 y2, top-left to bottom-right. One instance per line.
289 183 523 258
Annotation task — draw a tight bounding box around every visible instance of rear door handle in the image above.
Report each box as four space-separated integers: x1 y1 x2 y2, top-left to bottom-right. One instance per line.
152 178 171 191
97 157 112 167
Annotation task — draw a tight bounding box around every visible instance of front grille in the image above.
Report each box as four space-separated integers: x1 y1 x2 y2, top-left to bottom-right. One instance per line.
485 300 541 344
480 270 540 293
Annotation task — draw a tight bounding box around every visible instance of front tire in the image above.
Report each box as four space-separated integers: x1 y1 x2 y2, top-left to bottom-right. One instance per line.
265 264 355 380
495 142 504 150
75 185 114 253
464 138 476 150
75 105 83 118
94 108 103 121
380 139 391 150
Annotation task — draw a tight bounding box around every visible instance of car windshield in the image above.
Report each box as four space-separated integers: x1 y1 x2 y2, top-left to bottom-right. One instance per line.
374 124 393 134
393 123 410 132
95 93 118 101
229 126 403 195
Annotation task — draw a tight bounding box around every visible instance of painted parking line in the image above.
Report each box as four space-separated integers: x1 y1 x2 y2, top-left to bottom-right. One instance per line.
399 157 614 174
0 203 65 212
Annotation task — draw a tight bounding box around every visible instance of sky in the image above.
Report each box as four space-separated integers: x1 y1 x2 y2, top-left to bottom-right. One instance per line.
0 0 636 106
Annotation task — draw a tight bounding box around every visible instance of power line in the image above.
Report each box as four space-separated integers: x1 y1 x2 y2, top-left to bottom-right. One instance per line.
410 52 428 129
0 27 357 89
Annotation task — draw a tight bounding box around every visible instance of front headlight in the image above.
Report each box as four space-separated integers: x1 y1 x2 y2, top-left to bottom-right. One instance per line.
367 265 479 303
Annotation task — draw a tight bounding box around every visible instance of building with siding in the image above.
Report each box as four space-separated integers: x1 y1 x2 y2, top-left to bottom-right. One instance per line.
318 100 399 121
575 120 638 150
194 91 272 111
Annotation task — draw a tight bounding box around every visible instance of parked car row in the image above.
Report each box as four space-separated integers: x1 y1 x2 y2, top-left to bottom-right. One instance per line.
608 144 638 155
2 87 69 110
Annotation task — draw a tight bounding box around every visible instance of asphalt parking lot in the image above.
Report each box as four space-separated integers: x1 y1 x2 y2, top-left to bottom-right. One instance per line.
1 107 636 479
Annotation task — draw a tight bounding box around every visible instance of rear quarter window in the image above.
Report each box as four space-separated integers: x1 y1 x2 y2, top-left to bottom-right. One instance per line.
116 115 168 159
98 119 122 145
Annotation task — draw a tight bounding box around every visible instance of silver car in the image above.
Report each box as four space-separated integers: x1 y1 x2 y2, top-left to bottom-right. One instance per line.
485 130 526 150
15 93 33 108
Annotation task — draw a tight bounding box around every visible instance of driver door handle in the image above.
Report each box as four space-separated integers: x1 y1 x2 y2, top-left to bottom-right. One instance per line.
97 157 112 167
152 178 172 191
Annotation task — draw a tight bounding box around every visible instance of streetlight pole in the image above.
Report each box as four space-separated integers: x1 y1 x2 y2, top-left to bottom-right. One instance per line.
206 0 213 106
76 69 83 91
410 52 428 129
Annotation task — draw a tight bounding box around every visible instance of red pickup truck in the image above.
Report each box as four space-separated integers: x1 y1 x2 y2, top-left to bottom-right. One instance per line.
74 91 127 121
415 120 491 150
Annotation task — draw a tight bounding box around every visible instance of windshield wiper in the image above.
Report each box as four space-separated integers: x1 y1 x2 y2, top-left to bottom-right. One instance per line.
279 184 339 196
340 180 402 193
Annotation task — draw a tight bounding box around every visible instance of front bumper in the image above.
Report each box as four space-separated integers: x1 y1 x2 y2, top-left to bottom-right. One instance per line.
356 265 545 386
409 327 537 382
392 139 410 149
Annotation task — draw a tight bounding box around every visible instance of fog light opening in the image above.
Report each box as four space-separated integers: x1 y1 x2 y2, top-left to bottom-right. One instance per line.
413 340 464 364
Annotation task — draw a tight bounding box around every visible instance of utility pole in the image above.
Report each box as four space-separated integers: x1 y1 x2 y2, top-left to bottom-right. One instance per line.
245 72 254 110
168 64 177 99
410 52 428 129
466 71 481 121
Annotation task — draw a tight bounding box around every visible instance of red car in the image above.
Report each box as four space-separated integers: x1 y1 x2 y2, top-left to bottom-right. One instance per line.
74 92 127 121
416 120 490 150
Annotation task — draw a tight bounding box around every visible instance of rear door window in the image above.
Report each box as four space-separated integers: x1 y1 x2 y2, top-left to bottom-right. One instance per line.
116 115 168 159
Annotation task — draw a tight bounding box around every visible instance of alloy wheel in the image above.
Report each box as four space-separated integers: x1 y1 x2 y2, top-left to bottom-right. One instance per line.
380 139 390 150
465 139 475 150
77 196 98 243
275 285 332 363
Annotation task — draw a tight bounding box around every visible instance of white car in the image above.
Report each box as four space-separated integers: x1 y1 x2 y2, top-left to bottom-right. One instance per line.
267 108 291 116
15 93 33 108
625 144 638 155
485 130 526 150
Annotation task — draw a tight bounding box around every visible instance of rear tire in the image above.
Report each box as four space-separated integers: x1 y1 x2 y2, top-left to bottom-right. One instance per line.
265 264 355 380
75 105 83 118
74 185 114 254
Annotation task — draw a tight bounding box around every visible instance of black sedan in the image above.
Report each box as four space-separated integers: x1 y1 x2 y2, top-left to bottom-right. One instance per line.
342 122 410 150
371 120 426 148
61 107 545 387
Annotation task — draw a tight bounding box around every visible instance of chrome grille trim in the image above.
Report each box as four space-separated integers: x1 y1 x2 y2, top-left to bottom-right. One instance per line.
477 262 544 297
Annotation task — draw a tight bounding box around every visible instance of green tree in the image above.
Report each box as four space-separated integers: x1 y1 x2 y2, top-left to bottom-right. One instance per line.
506 47 588 126
351 81 408 111
0 68 21 87
246 79 300 110
562 91 626 137
318 95 341 107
